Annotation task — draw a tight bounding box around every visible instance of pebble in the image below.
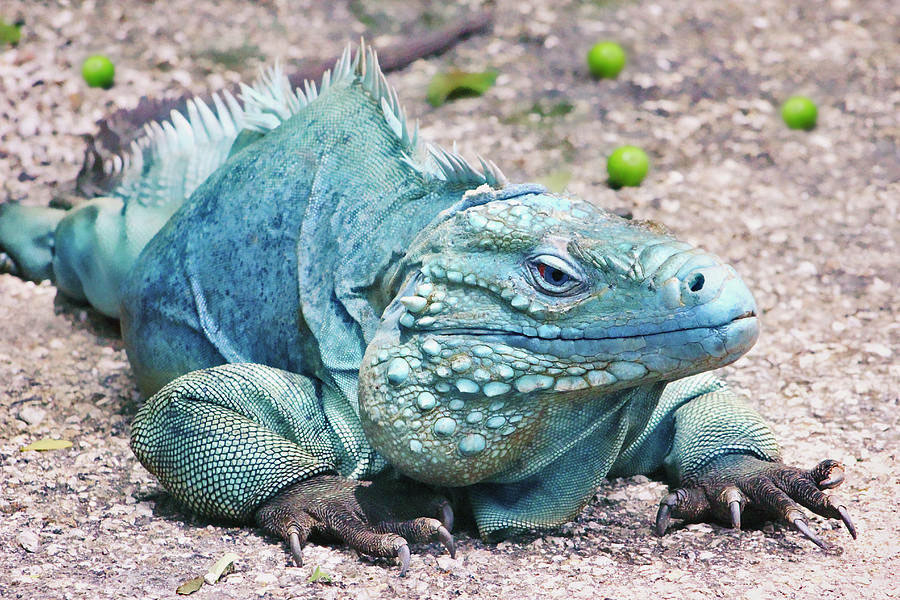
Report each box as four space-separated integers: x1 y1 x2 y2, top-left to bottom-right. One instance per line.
253 572 277 585
17 405 46 426
18 529 40 553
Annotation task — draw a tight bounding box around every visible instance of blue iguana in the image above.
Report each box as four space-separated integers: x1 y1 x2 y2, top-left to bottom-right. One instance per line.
0 44 855 574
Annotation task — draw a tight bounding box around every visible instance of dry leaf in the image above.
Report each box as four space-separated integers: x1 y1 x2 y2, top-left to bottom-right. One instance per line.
175 576 204 595
204 552 238 585
427 70 498 107
20 438 73 452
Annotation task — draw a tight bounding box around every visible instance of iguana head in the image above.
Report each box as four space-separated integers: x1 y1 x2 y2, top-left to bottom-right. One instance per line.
359 186 758 486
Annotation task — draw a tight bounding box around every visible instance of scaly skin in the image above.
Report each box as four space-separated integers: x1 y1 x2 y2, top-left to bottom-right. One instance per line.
0 44 855 574
359 191 757 489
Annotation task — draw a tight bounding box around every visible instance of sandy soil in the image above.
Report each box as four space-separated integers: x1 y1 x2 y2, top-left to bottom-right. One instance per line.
1 1 897 598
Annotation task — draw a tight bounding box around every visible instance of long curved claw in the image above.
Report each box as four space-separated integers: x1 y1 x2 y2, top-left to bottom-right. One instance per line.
837 505 857 539
791 517 828 550
437 525 456 559
722 487 743 530
440 502 455 532
729 500 742 530
655 495 673 536
654 487 710 536
397 544 411 577
289 531 303 567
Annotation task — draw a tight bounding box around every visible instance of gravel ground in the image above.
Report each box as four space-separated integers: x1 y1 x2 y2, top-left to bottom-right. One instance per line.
1 1 897 599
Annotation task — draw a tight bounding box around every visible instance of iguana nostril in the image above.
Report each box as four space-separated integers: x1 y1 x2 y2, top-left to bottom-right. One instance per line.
688 272 705 292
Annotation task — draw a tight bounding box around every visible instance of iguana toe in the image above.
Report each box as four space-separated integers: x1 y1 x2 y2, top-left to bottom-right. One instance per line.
397 544 410 576
811 459 845 489
788 510 827 549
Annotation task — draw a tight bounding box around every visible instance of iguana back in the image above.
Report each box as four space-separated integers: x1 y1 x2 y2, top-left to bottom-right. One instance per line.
120 47 506 402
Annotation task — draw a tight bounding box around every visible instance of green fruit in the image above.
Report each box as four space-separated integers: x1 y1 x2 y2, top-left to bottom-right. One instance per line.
607 145 649 187
587 42 626 79
82 55 115 88
781 96 818 130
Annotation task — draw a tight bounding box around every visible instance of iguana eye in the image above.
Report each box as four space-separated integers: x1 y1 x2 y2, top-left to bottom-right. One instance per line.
528 255 582 295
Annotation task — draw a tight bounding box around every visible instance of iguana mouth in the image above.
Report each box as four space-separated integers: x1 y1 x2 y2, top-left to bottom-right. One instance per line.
429 310 757 342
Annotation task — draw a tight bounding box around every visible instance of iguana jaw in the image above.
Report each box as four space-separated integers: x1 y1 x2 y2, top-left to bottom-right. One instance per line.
427 309 757 363
358 311 759 487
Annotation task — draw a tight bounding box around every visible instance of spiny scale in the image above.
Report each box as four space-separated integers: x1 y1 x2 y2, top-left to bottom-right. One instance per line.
101 42 506 211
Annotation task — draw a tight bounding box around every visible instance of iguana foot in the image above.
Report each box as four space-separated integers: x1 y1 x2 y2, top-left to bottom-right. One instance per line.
255 474 455 575
655 456 856 549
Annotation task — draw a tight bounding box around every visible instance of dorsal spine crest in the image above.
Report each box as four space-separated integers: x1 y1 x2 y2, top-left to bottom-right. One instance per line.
102 41 506 208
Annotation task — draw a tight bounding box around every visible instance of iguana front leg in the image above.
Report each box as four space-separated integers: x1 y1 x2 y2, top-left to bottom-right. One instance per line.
655 455 855 547
131 363 454 573
256 475 455 574
611 373 856 547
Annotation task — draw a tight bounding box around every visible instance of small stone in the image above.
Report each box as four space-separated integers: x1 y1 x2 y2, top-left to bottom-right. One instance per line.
18 405 46 426
863 343 891 358
253 572 278 585
18 529 40 553
436 555 457 571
